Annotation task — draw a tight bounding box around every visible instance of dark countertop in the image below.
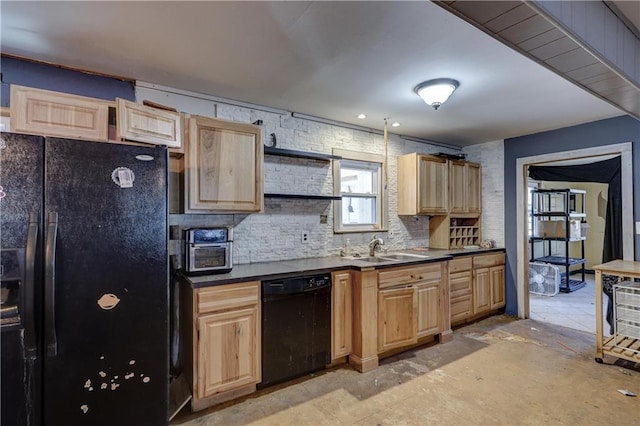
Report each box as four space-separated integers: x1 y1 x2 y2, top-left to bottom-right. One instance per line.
182 247 505 288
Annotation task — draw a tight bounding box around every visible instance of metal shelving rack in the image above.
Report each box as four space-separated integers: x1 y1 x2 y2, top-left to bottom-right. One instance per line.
529 188 587 293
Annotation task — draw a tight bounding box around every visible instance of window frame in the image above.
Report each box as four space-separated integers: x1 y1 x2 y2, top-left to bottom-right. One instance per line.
527 180 540 238
332 148 387 233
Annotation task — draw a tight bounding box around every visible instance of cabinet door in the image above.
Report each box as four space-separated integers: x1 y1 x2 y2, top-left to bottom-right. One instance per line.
473 268 491 314
467 162 482 214
197 307 260 398
10 84 110 141
116 98 182 148
490 265 505 309
417 282 440 338
332 271 353 360
448 160 466 213
186 116 263 213
378 287 417 352
418 155 448 214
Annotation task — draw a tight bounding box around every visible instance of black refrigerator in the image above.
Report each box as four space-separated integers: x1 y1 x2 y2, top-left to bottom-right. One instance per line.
0 132 169 425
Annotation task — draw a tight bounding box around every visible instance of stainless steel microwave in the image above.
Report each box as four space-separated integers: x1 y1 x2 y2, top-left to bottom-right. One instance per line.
184 228 233 275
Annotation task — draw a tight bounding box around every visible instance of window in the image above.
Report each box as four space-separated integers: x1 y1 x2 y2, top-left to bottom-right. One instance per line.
527 180 540 237
333 149 386 233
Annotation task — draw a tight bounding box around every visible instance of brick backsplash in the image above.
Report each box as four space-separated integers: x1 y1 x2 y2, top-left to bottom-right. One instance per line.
137 85 503 266
463 140 505 247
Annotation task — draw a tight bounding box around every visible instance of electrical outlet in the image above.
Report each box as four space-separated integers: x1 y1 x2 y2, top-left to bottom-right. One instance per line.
301 231 309 243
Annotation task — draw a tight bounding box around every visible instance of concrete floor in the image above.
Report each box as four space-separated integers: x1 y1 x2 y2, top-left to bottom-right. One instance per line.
530 274 609 335
173 315 639 425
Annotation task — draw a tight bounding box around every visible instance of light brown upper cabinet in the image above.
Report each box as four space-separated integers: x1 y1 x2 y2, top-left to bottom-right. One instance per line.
10 84 111 141
397 153 449 215
398 153 481 216
449 160 481 214
184 115 263 213
116 98 182 149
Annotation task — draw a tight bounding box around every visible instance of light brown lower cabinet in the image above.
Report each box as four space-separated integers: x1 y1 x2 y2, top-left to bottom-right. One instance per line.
331 271 353 360
377 262 447 354
191 281 261 411
417 282 440 338
490 265 506 309
473 267 492 314
197 307 259 397
378 286 418 352
449 256 473 324
474 253 506 315
450 252 505 326
449 270 473 323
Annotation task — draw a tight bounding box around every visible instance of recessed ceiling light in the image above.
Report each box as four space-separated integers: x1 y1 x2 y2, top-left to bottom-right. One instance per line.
357 114 366 119
391 122 400 127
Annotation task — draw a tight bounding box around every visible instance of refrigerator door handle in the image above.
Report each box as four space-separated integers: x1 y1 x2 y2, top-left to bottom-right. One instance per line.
45 211 59 357
24 212 39 360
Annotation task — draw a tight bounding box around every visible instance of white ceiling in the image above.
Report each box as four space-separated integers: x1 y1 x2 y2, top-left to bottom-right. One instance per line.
0 1 630 147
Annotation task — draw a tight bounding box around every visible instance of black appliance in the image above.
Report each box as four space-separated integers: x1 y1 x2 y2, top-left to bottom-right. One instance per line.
0 132 169 426
259 274 332 388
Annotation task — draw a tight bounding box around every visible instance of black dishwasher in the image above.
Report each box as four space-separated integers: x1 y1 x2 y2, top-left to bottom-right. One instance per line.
259 274 332 388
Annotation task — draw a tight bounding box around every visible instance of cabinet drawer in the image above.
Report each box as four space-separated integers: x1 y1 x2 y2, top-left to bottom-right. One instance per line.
450 271 472 297
473 253 505 269
451 295 472 323
378 263 442 289
196 281 260 314
449 257 472 273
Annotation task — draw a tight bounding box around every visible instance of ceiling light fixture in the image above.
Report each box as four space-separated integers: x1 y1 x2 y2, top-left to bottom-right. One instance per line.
414 78 459 110
391 122 400 127
357 113 366 119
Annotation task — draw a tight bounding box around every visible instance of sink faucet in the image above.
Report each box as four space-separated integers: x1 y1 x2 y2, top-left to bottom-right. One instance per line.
369 235 384 257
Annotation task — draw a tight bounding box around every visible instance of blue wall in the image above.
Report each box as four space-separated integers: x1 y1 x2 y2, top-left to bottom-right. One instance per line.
503 115 640 315
1 56 135 107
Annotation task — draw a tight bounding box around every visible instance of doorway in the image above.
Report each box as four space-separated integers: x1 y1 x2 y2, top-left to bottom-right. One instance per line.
515 143 634 322
526 179 608 333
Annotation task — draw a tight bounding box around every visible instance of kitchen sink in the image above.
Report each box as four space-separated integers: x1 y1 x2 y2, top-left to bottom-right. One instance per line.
358 256 392 263
341 252 429 263
380 253 430 261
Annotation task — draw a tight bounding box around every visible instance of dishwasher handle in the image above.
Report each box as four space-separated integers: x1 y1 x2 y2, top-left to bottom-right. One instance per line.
262 276 332 296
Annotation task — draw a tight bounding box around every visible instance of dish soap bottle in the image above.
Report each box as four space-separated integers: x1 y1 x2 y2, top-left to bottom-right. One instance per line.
345 239 351 257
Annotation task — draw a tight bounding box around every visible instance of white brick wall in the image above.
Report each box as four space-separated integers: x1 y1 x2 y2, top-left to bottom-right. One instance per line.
138 84 493 264
463 140 505 247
